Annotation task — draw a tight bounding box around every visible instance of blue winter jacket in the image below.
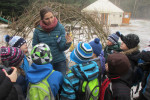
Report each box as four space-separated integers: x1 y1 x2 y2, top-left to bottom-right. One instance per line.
20 55 30 74
60 61 99 100
32 22 71 64
27 63 63 97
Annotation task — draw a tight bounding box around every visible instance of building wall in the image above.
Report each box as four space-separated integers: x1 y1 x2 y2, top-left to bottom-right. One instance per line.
108 13 123 26
82 12 123 26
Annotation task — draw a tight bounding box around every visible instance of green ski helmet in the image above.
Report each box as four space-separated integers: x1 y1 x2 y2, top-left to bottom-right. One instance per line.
31 43 52 65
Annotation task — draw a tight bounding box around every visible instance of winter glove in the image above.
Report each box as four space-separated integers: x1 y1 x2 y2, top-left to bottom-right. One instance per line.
116 31 121 37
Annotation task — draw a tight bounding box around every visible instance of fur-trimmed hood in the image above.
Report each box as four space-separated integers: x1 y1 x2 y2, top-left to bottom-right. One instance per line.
122 46 140 55
121 46 140 69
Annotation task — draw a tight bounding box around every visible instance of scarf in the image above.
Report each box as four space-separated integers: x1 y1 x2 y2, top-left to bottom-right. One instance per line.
40 17 58 32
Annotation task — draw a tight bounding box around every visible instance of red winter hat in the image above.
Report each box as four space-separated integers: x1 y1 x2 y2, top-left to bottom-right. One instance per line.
0 47 24 67
107 53 131 76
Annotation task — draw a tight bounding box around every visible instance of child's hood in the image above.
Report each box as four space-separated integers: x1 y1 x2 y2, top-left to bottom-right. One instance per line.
70 61 99 81
27 63 53 83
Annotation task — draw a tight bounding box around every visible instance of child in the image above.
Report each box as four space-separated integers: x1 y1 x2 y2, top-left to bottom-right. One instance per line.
89 38 105 74
116 33 140 66
0 47 25 100
26 43 63 99
99 53 131 100
104 32 122 61
60 42 99 100
116 33 141 85
0 67 25 100
118 33 140 66
4 35 30 96
0 47 24 69
134 51 150 100
4 35 29 73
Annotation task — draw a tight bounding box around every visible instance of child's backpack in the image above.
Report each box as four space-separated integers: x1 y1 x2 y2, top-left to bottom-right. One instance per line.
99 77 131 100
26 70 55 100
100 77 120 100
76 78 100 100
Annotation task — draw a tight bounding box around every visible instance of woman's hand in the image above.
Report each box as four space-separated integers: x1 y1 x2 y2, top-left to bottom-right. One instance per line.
65 34 73 44
2 67 17 82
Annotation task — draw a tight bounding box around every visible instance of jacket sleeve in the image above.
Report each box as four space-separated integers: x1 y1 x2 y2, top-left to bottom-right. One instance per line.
0 70 24 100
48 71 64 97
13 83 25 100
58 26 71 51
60 77 76 100
32 29 40 47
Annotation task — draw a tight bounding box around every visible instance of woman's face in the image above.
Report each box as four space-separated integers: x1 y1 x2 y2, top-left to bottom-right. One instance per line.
120 41 128 50
20 43 28 54
43 12 54 25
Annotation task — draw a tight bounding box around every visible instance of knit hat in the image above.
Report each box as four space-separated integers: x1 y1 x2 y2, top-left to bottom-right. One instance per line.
4 35 26 48
31 43 53 65
89 38 102 56
0 47 24 67
107 33 119 44
70 42 93 64
107 53 130 76
120 34 140 49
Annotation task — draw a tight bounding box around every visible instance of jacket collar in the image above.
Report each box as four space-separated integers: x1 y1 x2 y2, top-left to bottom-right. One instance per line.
122 45 140 55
